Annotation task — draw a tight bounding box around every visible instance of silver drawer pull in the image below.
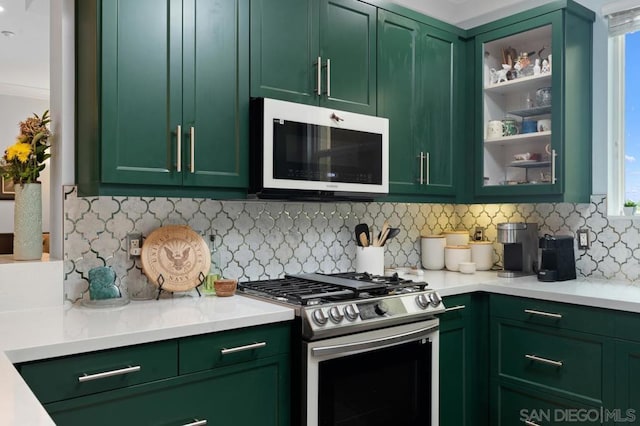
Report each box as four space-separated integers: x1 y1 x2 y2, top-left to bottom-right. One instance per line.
78 365 141 383
221 341 267 355
524 420 541 426
524 309 562 319
525 354 563 367
182 419 207 426
444 305 466 313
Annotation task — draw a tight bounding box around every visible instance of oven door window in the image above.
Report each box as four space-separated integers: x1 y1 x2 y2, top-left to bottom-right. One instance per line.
318 340 431 426
272 120 382 185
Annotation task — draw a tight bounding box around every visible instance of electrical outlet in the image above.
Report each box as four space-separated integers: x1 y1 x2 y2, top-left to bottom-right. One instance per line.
577 229 590 250
127 233 142 258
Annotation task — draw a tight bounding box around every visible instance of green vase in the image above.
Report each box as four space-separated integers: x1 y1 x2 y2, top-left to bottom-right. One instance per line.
13 183 43 261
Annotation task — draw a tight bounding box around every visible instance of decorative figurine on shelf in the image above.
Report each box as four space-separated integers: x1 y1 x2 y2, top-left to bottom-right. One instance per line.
542 59 551 74
533 58 541 75
490 64 511 84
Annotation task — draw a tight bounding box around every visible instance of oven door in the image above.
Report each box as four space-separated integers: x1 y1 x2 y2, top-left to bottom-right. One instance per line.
304 319 439 426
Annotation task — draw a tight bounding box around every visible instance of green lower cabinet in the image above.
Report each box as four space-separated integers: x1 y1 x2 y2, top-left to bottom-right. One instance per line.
44 355 290 426
615 340 640 425
491 381 599 426
439 294 488 426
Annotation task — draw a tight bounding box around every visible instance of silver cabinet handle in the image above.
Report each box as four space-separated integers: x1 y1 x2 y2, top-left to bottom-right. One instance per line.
315 56 322 96
417 152 425 184
524 420 541 426
525 354 563 367
181 420 207 426
78 365 141 383
221 341 267 355
190 126 195 174
551 148 557 183
524 309 562 319
326 58 331 97
444 305 466 312
176 125 182 172
425 151 430 185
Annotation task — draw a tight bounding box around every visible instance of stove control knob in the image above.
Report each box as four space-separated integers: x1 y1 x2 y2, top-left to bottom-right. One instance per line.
344 304 359 321
428 292 442 307
328 306 344 323
312 309 328 326
374 301 389 316
416 294 430 309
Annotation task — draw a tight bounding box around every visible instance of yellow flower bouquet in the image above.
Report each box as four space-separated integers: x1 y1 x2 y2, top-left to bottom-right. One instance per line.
0 110 51 184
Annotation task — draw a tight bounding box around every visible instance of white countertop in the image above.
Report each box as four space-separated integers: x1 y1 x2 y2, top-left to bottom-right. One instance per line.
3 272 640 425
418 270 640 313
0 294 294 426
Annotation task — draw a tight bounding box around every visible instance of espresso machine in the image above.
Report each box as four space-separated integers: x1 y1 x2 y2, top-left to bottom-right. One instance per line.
497 222 539 278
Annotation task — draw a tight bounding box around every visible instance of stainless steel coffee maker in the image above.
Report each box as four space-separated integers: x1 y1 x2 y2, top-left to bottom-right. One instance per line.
497 222 539 278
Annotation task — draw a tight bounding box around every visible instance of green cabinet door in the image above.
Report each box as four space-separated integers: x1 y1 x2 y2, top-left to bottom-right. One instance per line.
319 0 376 115
615 340 640 424
101 0 183 186
250 0 376 114
378 10 422 196
78 0 249 196
181 0 249 188
250 0 319 105
417 27 456 194
439 294 489 426
45 355 290 426
378 11 457 199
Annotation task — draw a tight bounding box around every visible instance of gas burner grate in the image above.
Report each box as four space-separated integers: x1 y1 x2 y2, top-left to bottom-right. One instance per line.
238 272 429 305
238 277 355 305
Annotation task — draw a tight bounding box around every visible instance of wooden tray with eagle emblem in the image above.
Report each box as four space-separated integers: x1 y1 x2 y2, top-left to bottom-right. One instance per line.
140 225 211 292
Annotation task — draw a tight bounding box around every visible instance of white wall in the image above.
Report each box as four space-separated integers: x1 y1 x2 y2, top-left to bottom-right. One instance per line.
0 94 50 233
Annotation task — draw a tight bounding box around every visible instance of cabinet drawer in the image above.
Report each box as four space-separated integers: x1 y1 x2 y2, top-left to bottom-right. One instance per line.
492 381 598 426
491 294 614 336
493 320 604 403
179 322 290 374
18 340 177 404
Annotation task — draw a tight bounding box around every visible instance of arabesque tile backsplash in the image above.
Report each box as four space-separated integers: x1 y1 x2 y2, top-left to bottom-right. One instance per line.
63 187 633 302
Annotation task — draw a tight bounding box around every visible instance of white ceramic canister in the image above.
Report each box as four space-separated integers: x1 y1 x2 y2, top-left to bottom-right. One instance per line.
442 230 470 247
469 241 494 271
421 235 446 270
444 245 471 272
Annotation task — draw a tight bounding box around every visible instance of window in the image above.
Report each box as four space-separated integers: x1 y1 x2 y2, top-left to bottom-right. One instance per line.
608 5 640 215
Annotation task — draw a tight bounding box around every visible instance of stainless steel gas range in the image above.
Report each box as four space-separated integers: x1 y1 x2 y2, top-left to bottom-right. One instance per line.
238 272 445 426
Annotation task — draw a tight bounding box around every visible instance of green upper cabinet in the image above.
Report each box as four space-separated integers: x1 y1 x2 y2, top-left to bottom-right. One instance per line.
250 0 376 115
378 10 458 199
76 0 249 196
470 2 594 203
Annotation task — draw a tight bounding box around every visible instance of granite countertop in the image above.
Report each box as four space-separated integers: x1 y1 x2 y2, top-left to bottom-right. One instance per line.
3 272 640 425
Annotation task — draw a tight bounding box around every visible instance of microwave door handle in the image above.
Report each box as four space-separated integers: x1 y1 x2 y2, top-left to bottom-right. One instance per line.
311 324 439 357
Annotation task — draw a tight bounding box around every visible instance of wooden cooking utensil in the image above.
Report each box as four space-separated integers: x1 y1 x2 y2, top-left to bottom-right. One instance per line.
359 232 369 247
355 223 370 246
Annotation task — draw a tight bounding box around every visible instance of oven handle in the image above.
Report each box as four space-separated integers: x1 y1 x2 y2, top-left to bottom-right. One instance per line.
311 324 439 357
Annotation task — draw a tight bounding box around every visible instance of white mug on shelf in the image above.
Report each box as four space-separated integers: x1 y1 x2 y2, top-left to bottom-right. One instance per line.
487 120 503 139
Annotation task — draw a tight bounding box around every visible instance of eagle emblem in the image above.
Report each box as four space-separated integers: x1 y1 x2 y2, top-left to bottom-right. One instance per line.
164 246 191 270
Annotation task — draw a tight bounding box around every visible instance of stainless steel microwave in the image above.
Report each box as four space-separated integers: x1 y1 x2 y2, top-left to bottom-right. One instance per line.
249 98 389 200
